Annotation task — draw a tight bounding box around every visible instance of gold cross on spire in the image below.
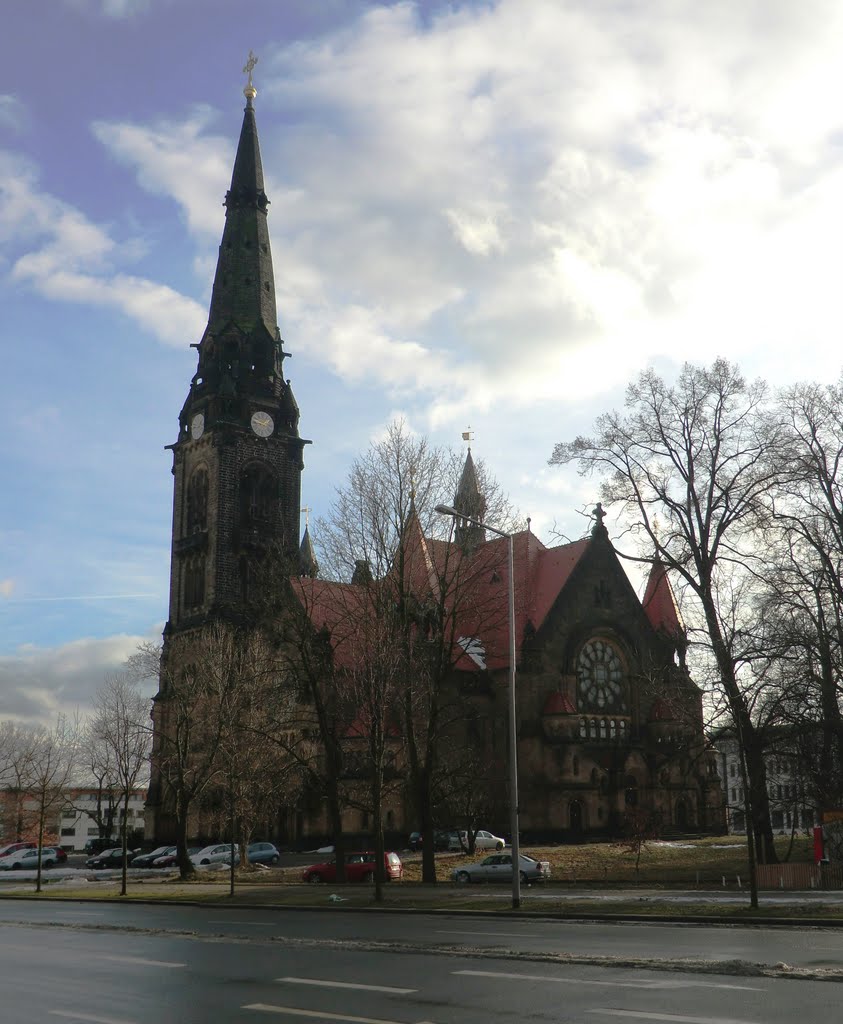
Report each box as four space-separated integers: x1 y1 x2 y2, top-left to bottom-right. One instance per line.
243 50 258 102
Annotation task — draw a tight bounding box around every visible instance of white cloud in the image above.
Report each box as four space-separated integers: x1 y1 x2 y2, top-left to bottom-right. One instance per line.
0 629 160 725
0 149 205 347
77 0 843 428
92 108 232 239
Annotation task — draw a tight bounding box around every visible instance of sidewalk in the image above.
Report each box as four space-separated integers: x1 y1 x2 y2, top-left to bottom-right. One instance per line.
4 875 843 924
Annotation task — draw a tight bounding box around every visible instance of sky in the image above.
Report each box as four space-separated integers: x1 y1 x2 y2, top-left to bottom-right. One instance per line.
1 0 841 725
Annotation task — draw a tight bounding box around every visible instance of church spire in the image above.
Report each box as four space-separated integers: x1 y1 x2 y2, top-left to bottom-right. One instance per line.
454 447 486 550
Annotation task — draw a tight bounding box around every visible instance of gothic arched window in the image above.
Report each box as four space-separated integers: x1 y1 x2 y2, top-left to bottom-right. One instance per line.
186 468 209 534
240 463 276 524
184 555 206 610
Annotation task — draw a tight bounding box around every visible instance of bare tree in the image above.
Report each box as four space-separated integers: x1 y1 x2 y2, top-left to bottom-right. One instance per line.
28 715 80 893
0 722 38 841
314 420 518 883
550 360 786 884
91 673 151 895
141 623 278 879
76 718 120 846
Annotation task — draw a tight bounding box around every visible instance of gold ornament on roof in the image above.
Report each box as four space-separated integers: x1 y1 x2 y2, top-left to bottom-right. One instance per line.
243 50 258 102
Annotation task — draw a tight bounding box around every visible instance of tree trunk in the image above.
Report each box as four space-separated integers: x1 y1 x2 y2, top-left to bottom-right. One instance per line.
175 795 195 880
120 794 129 896
703 597 778 865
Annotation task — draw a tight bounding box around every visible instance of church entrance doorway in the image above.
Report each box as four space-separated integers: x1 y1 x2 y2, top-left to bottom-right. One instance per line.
675 798 689 830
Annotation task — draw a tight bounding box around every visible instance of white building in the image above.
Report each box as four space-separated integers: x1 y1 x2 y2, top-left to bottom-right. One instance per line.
715 732 814 835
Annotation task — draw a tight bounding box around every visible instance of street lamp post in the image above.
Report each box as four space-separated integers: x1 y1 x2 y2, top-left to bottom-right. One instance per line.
435 503 521 909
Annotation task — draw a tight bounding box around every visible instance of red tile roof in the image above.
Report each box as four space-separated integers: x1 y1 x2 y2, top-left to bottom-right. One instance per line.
641 559 684 636
542 692 577 715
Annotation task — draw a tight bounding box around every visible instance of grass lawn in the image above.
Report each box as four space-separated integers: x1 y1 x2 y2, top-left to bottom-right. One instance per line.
393 834 814 886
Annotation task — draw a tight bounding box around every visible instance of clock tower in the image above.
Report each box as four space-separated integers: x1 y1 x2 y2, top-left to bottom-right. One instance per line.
147 69 309 841
165 73 309 634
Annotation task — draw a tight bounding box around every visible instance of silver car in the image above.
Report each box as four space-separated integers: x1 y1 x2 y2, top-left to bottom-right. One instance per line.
0 847 60 871
452 852 551 884
190 843 240 867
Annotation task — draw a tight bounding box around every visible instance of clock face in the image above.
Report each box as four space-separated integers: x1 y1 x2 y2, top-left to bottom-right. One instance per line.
190 413 205 440
250 410 274 438
577 639 626 712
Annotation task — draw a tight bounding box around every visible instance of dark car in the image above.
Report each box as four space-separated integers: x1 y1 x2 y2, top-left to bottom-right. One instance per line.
84 838 117 855
302 851 403 884
153 847 201 868
132 846 176 868
247 842 280 866
85 848 136 870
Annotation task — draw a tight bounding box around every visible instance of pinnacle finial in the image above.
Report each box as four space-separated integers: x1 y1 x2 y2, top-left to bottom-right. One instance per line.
243 50 258 104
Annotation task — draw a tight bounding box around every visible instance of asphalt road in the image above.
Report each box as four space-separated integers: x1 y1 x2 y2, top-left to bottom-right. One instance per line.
0 900 842 1022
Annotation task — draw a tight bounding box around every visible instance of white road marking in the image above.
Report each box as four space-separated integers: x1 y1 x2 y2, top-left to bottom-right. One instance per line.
453 970 761 992
436 929 531 938
97 954 185 968
244 1004 428 1024
277 977 416 994
586 1011 762 1023
49 1011 136 1024
208 919 277 926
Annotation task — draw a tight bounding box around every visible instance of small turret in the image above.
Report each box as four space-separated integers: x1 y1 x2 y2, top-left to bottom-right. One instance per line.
299 525 319 578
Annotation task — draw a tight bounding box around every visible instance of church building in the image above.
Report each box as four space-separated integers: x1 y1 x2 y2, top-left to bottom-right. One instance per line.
146 70 723 845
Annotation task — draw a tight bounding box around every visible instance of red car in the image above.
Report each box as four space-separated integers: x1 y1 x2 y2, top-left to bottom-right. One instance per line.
0 842 36 859
302 851 403 884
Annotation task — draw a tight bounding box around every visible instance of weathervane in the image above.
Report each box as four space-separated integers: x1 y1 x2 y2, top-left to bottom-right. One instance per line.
243 50 258 103
461 426 474 447
300 505 311 528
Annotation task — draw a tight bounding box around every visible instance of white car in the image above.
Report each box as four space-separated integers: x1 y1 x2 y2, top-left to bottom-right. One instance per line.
0 847 60 871
452 852 551 884
190 843 240 867
448 829 506 852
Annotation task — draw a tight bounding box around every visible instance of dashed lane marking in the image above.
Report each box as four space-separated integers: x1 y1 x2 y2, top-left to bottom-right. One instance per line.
586 1011 763 1024
49 1011 136 1024
97 955 185 968
453 970 762 992
277 977 417 994
244 1005 435 1024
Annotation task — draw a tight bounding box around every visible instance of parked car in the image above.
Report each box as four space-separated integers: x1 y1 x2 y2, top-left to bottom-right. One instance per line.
247 842 280 866
85 848 136 870
132 846 176 868
452 852 551 884
448 829 506 852
407 832 451 851
190 843 240 867
0 842 36 859
153 847 201 868
302 851 403 884
84 837 117 855
0 847 61 870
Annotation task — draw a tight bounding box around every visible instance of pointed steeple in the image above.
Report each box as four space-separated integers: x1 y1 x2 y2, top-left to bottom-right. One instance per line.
204 88 278 342
180 62 305 446
299 525 319 578
454 448 486 550
642 557 688 665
